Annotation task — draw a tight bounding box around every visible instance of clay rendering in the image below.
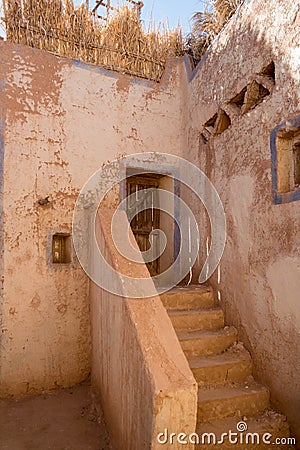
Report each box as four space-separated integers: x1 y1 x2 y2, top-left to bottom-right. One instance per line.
0 0 299 448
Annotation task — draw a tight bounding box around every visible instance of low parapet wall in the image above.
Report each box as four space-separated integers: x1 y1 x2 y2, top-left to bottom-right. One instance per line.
90 208 197 449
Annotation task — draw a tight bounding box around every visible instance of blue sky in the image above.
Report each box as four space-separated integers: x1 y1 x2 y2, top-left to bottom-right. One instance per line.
140 0 203 34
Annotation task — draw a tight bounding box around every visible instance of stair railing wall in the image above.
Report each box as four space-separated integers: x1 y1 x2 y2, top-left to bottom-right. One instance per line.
89 207 197 450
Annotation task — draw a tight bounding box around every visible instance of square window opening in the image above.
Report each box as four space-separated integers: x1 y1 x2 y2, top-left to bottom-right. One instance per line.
272 117 300 204
52 233 72 264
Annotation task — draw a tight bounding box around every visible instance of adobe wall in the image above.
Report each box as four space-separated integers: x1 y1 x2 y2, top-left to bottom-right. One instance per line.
91 209 197 450
0 41 187 396
0 0 299 442
186 0 300 440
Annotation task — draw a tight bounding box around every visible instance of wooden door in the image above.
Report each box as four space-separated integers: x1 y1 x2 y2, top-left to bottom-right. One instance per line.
126 174 160 276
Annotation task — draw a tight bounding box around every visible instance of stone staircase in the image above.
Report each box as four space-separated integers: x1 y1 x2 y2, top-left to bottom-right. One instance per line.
161 286 295 450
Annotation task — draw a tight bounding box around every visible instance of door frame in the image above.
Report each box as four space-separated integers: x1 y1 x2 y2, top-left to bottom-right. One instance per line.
119 161 181 280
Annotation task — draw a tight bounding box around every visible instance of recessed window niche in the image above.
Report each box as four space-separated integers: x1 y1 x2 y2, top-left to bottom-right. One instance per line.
271 115 300 204
52 233 72 264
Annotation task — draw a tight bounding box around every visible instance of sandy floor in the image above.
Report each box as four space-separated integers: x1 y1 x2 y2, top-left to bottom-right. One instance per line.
0 382 111 450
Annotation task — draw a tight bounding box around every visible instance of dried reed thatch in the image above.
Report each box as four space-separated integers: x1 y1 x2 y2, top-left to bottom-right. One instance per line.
186 0 243 64
3 0 184 82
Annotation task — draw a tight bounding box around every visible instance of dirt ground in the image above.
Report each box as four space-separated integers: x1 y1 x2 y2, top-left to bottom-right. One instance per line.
0 382 111 450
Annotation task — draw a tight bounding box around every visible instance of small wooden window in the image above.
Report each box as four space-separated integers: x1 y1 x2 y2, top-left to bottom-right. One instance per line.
293 142 300 188
270 116 300 204
274 121 300 200
52 234 71 264
276 135 300 193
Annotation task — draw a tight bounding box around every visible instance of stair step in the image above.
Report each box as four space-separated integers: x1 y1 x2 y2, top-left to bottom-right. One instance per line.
168 308 224 332
189 347 252 386
177 327 238 357
161 285 214 311
196 411 293 449
197 382 270 423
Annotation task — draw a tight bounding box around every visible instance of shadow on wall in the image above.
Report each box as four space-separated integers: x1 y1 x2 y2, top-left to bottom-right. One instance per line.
184 1 300 445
